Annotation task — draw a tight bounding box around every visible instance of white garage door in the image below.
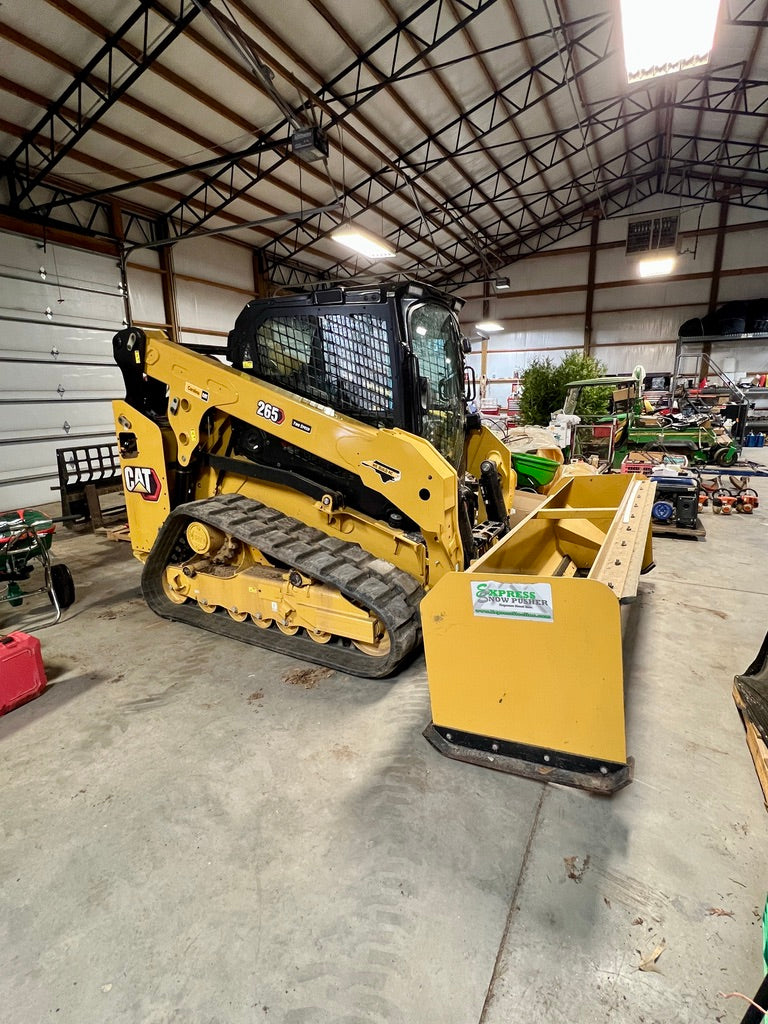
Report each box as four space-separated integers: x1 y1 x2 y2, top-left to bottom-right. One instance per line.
0 231 127 510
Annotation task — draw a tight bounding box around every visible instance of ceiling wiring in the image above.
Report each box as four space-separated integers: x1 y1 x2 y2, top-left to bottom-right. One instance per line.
0 0 763 285
192 0 305 129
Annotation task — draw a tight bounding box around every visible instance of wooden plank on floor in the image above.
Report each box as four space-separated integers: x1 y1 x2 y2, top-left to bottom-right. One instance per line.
104 524 131 543
652 517 706 539
733 683 768 809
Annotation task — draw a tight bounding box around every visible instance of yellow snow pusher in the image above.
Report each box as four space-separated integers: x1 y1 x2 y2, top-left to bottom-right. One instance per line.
422 472 655 794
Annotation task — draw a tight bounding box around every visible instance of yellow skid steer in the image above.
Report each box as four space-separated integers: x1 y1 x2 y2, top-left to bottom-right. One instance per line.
112 281 654 792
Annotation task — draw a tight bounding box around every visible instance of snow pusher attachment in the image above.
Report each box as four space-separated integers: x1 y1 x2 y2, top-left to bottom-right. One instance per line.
422 473 655 794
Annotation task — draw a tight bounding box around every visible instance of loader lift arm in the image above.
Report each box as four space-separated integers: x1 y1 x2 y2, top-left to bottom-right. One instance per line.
112 282 514 678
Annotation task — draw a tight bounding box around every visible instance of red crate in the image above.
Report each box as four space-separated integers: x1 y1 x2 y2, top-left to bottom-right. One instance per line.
620 458 655 475
0 632 47 714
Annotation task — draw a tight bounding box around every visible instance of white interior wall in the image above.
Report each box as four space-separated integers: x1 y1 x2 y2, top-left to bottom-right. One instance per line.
124 248 166 337
173 237 255 351
125 236 257 350
460 203 768 411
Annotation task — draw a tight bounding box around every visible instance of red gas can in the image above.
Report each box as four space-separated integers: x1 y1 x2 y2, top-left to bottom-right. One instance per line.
0 632 47 714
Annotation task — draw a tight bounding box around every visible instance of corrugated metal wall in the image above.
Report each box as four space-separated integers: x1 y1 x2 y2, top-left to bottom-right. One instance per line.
461 203 768 412
0 231 126 508
2 230 258 512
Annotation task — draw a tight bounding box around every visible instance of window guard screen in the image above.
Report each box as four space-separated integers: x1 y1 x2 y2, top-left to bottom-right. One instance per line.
251 312 394 426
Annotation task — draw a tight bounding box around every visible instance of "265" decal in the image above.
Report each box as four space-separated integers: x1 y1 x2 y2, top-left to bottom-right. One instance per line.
256 400 285 424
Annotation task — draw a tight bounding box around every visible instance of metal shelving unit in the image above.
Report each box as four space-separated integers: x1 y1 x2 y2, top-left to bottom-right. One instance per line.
672 332 768 440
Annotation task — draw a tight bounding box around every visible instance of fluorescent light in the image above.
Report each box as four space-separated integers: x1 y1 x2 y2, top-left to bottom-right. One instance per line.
493 277 511 291
637 256 676 278
476 321 504 332
331 223 396 259
619 0 720 83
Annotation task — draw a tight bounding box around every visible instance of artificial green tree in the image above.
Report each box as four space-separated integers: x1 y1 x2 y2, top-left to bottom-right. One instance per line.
519 352 609 426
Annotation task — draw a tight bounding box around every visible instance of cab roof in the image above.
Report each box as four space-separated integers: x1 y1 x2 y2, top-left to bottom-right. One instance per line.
243 280 462 313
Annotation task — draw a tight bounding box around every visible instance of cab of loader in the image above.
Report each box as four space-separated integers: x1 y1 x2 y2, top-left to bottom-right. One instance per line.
226 281 470 470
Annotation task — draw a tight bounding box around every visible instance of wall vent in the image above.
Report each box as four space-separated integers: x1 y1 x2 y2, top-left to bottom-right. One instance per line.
626 215 679 255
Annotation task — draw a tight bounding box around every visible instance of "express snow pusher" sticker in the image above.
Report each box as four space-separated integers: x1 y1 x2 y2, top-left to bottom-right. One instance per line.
471 581 554 621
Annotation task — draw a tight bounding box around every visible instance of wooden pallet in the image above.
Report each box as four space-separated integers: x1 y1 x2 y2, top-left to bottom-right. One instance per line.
652 516 706 539
733 683 768 808
104 523 131 543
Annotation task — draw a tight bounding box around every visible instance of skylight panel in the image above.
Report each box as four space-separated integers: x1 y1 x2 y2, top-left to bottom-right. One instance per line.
620 0 721 83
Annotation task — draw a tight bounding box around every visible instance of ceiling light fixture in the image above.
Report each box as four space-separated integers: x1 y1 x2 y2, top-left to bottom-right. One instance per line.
637 256 676 278
476 320 504 333
619 0 721 83
331 223 396 259
493 277 511 291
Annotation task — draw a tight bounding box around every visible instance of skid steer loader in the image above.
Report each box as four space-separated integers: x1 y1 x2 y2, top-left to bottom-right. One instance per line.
113 281 655 791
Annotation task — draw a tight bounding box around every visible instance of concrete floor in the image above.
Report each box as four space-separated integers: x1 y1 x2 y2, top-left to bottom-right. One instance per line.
1 460 766 1024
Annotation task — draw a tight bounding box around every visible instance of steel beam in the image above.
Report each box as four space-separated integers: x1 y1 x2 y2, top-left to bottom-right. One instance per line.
4 0 210 206
159 0 502 244
261 14 614 270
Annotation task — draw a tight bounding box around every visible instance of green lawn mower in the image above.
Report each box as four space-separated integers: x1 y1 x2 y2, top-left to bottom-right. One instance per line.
552 372 740 468
0 509 75 624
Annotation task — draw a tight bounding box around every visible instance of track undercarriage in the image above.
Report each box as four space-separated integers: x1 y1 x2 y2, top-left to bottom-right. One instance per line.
142 493 425 678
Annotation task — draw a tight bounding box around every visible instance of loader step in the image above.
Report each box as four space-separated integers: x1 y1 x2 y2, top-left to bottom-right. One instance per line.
141 493 425 679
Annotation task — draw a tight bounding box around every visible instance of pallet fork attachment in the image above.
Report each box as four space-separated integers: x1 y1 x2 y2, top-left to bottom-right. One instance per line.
422 473 655 793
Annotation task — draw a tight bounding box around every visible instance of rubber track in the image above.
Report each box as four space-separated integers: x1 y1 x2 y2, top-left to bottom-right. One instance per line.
141 493 425 679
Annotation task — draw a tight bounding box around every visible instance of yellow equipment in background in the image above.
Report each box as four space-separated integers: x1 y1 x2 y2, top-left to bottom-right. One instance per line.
422 473 655 793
